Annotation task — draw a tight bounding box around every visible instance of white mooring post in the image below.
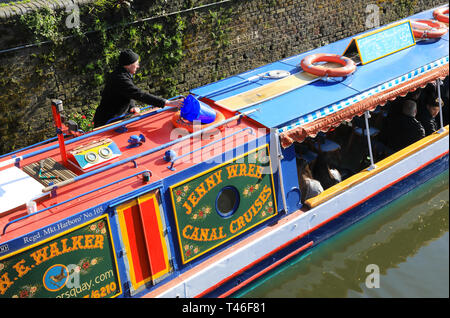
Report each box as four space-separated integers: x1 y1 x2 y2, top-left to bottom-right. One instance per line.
364 111 377 171
437 78 445 133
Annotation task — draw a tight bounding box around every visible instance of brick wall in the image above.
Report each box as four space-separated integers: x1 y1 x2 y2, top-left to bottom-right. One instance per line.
0 0 446 154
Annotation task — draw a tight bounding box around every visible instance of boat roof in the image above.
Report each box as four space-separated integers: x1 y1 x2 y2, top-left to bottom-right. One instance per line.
190 6 449 130
0 107 263 242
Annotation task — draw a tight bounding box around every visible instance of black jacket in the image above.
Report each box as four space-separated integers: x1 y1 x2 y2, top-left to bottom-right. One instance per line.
387 113 425 152
416 109 438 136
93 66 166 127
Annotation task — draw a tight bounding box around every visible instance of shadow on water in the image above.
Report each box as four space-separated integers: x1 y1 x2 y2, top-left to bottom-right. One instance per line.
236 171 449 298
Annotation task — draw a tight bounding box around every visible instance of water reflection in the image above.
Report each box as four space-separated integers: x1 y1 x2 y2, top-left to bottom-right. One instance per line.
236 171 449 298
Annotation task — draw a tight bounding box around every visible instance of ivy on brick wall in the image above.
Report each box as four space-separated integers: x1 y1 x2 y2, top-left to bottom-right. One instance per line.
376 0 418 16
0 0 235 154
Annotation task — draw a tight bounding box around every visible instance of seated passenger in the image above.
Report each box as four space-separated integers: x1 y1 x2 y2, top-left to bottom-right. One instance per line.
404 89 422 103
418 82 437 109
439 77 448 127
417 96 441 136
298 159 324 203
313 154 341 190
387 100 425 152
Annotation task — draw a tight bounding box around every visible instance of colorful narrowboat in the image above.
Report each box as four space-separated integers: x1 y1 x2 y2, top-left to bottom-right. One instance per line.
0 6 448 298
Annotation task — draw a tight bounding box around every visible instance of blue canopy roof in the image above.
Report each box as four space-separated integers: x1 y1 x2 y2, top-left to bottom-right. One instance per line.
190 6 449 130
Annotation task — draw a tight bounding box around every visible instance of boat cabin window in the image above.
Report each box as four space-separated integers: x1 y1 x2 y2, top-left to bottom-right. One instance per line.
216 186 240 218
295 76 449 205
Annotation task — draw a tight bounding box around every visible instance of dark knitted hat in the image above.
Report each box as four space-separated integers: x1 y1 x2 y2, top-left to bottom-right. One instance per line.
119 49 139 66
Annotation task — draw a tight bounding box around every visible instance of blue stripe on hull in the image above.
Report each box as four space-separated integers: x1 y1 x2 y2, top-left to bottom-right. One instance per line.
201 154 448 297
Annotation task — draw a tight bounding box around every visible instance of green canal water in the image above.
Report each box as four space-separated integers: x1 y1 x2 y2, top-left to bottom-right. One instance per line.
235 170 449 298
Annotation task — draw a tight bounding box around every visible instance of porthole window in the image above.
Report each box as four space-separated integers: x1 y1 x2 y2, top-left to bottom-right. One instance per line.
215 186 240 218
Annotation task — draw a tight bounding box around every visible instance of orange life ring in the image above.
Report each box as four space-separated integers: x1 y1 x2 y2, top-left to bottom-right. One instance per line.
433 7 449 23
172 109 226 133
411 19 448 39
300 53 357 77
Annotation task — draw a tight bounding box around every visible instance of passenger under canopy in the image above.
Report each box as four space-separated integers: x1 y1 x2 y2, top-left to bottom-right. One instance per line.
279 57 449 148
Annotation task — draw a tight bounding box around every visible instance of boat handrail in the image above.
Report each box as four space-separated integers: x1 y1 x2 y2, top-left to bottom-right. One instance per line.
1 169 153 236
167 127 255 170
0 95 185 170
41 108 259 194
104 95 185 125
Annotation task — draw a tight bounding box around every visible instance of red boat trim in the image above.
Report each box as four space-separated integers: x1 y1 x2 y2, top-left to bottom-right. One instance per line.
217 240 314 298
194 228 314 298
194 150 448 298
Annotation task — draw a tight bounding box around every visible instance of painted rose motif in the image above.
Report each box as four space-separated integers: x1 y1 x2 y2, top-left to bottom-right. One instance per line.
76 257 102 275
184 244 200 259
191 206 212 221
13 285 38 298
89 221 107 235
174 185 190 204
243 184 259 197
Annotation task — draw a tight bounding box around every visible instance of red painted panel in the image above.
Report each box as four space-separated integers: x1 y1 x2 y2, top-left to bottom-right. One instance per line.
123 204 151 284
138 197 168 279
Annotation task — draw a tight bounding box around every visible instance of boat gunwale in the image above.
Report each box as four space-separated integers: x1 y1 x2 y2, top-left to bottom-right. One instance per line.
305 125 449 208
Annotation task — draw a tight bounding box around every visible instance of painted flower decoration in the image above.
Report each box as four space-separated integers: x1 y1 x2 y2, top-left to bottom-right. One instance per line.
243 184 259 197
16 285 38 298
19 289 29 298
191 205 212 221
184 244 200 259
175 185 190 204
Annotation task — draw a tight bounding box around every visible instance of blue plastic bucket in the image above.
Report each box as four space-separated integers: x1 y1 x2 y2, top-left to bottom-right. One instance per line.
180 95 217 124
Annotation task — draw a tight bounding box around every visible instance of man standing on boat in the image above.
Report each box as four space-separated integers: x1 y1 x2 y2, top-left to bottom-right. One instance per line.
93 49 184 127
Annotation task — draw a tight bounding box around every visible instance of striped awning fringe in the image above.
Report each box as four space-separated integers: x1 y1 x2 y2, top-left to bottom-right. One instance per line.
279 56 449 148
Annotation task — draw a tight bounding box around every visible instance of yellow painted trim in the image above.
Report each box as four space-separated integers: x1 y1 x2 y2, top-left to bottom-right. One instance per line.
305 126 449 208
0 214 123 298
342 38 356 58
169 144 278 264
137 192 171 281
216 71 318 111
354 20 416 65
